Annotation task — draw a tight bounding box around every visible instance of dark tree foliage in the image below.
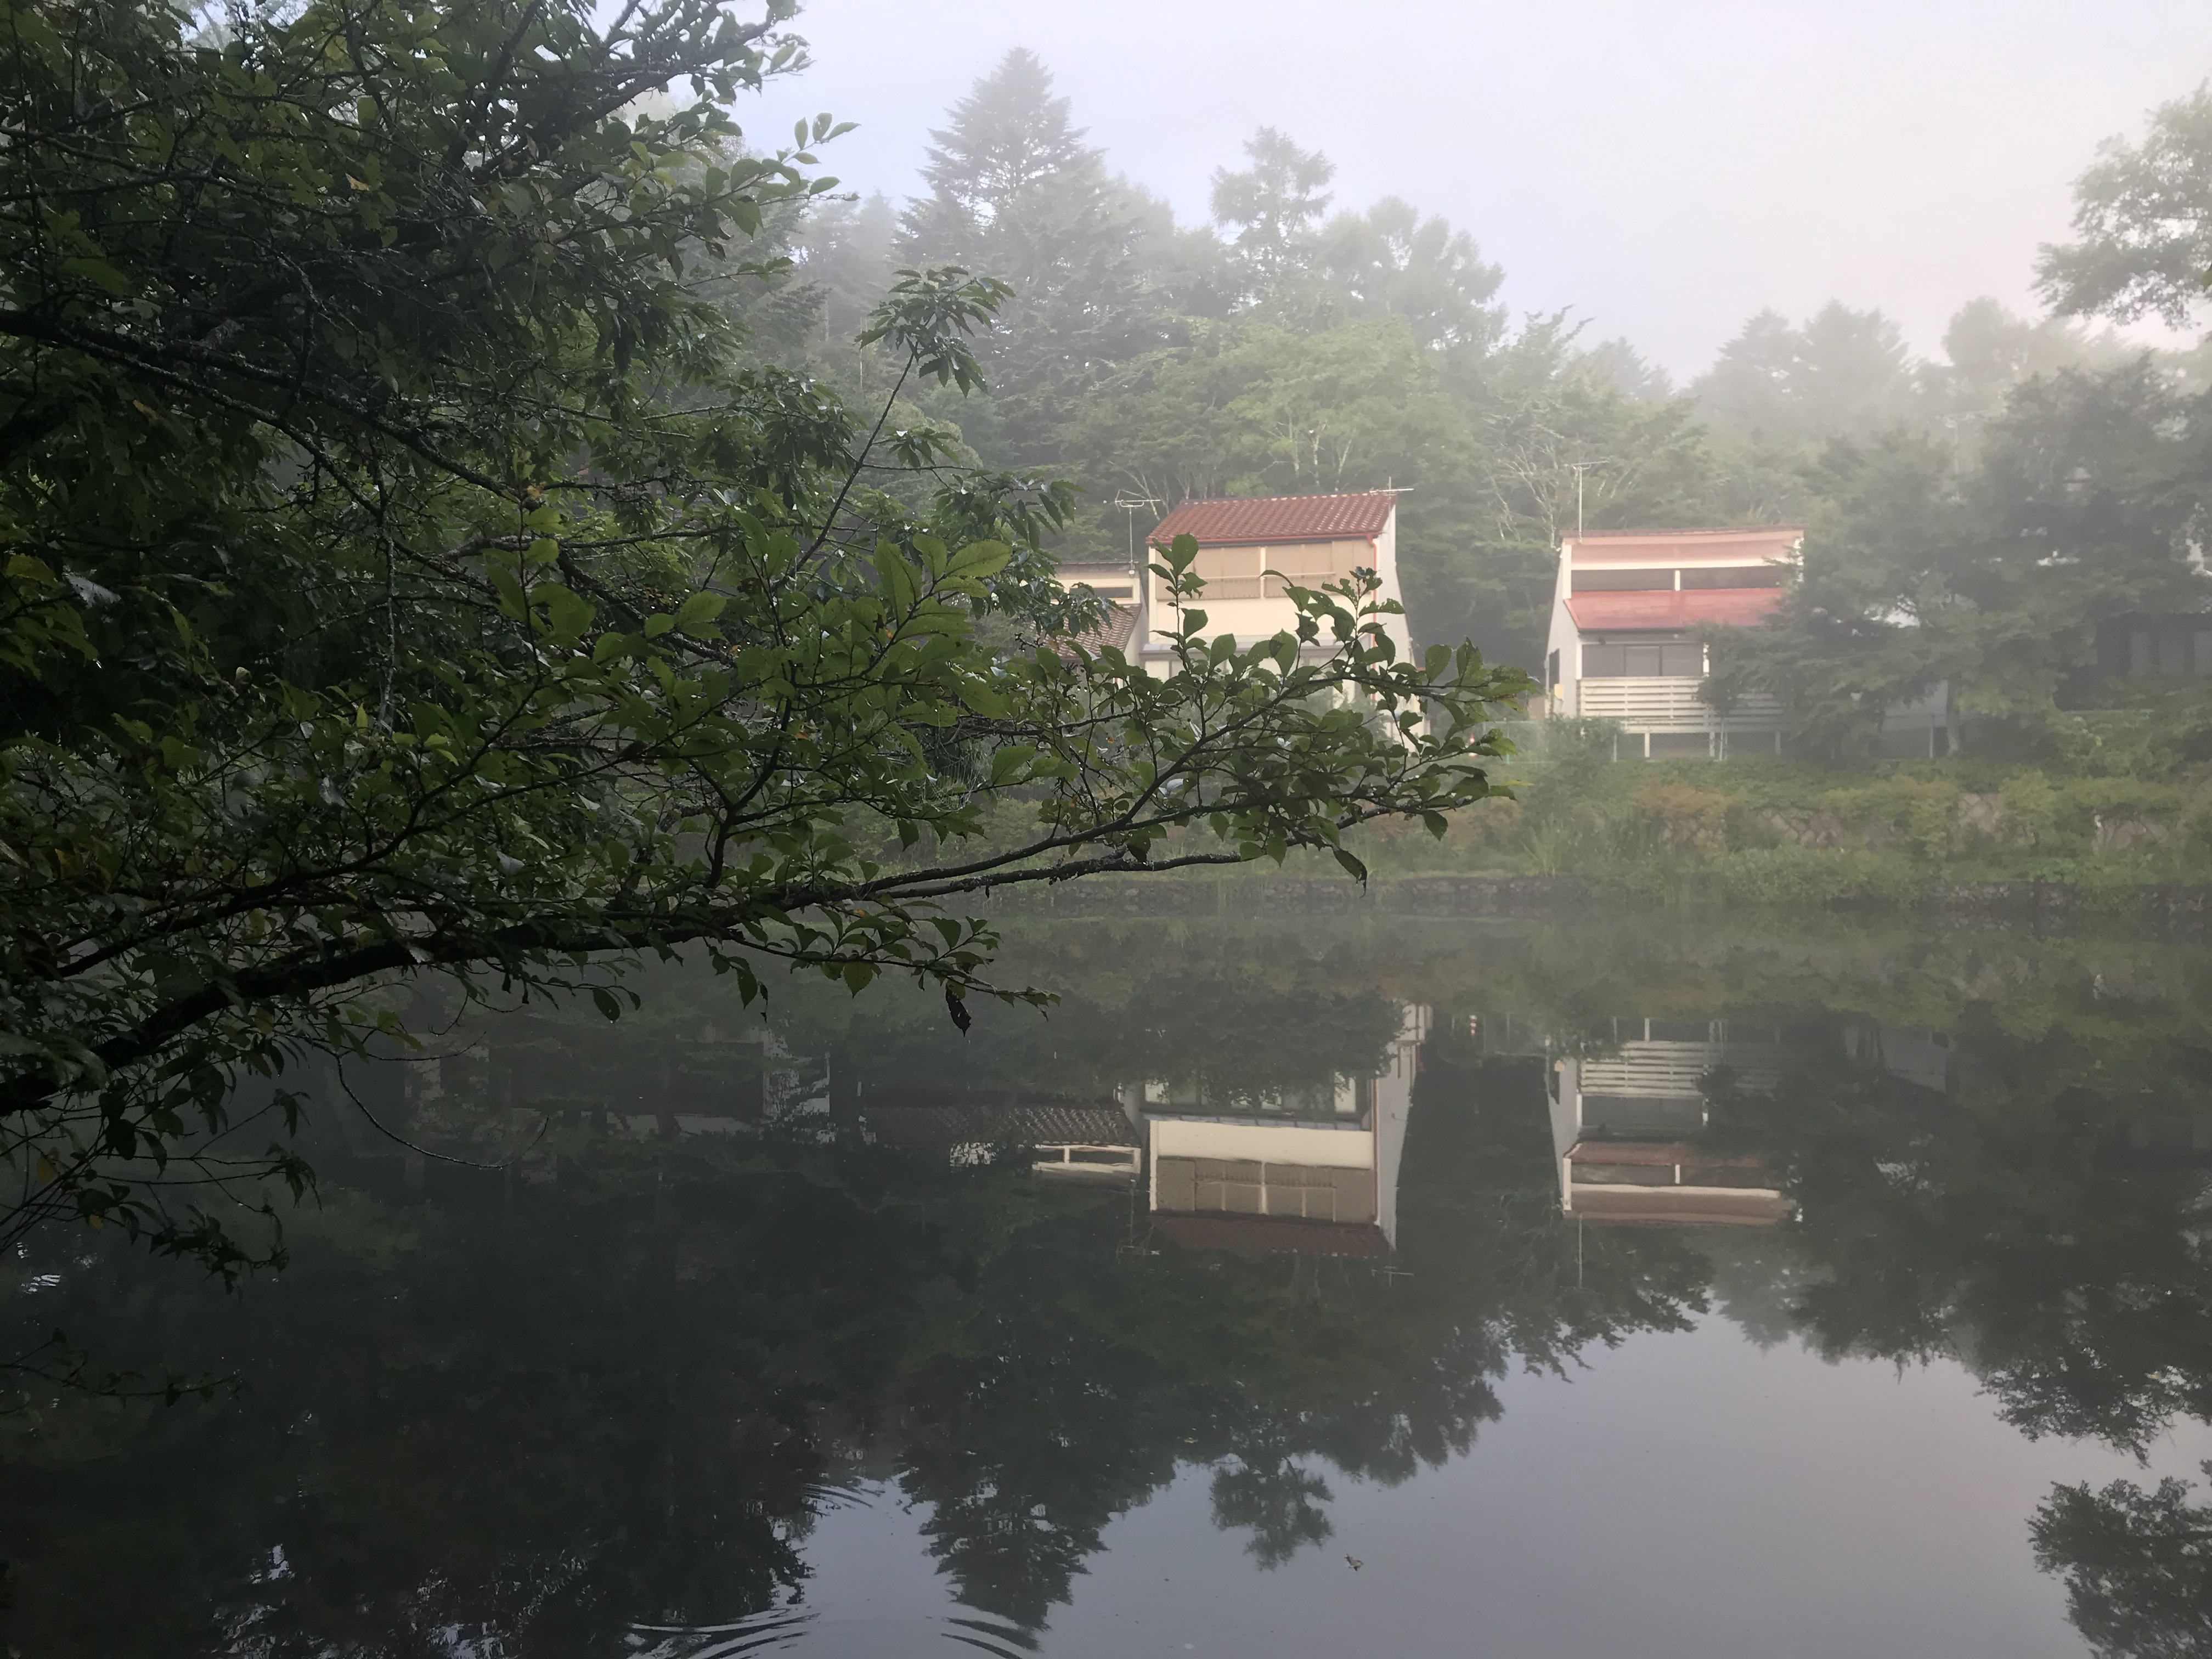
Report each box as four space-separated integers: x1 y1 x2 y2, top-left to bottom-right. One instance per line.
0 923 1711 1652
2033 1469 2212 1659
0 0 1527 1276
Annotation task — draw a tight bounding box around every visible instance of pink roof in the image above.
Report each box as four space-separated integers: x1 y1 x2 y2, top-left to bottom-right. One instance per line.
1150 492 1395 546
1566 589 1785 632
1565 1187 1792 1228
1572 525 1804 541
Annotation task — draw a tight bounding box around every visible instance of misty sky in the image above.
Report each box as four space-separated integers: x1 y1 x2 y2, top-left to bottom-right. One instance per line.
751 0 2212 378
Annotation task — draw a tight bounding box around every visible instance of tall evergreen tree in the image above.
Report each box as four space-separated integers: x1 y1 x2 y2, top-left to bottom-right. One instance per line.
897 50 1163 465
1693 301 1920 448
1210 127 1335 303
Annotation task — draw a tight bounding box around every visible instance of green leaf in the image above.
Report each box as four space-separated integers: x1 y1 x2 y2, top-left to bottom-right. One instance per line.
536 584 594 645
957 677 1009 718
1332 848 1369 884
673 590 726 631
946 539 1011 581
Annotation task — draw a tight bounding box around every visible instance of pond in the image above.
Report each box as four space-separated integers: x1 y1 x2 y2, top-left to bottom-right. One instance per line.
5 911 2212 1657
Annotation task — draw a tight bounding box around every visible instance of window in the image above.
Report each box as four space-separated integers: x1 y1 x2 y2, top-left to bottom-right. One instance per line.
1263 540 1359 596
1189 544 1265 599
1681 566 1785 589
1175 541 1362 600
1581 642 1702 676
1573 569 1673 591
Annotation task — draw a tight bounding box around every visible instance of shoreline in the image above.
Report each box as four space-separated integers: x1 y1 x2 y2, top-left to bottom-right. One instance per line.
975 871 2212 935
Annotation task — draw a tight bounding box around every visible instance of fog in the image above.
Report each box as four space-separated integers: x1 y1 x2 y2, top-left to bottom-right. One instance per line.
757 0 2212 375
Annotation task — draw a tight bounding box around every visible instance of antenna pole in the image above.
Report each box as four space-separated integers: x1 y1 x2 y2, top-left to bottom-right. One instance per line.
1565 461 1605 540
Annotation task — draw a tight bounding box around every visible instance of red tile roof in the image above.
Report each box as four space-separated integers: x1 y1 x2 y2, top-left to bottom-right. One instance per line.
1056 601 1138 662
1153 1214 1391 1257
1150 492 1396 546
1566 588 1785 632
865 1102 1141 1148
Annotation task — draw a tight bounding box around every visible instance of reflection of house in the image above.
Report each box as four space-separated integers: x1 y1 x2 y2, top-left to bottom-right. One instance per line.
1547 1019 1790 1227
1542 527 1954 760
1144 1006 1427 1256
1136 493 1414 673
862 1102 1142 1183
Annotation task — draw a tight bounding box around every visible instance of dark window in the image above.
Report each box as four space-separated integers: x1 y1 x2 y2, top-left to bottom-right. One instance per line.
1547 650 1560 689
1662 642 1704 676
1681 566 1785 589
1582 644 1626 676
1573 569 1674 591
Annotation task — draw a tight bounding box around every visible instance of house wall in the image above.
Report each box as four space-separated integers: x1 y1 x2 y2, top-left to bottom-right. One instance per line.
1371 1004 1424 1248
1140 509 1411 672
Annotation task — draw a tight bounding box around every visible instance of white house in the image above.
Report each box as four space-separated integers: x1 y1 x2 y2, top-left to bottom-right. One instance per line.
1542 526 1799 759
1134 491 1414 673
1543 525 1954 759
1546 1018 1791 1228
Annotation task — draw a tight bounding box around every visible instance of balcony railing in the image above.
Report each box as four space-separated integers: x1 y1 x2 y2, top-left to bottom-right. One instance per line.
1576 676 1782 730
1579 1041 1789 1098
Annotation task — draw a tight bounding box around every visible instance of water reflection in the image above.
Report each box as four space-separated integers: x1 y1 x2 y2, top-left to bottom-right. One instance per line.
1544 1018 1792 1228
1145 1005 1425 1258
5 915 2212 1655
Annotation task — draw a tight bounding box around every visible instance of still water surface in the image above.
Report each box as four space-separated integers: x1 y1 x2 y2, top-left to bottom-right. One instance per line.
7 912 2212 1656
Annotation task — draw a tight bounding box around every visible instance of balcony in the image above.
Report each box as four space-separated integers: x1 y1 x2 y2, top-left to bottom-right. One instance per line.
1575 676 1782 731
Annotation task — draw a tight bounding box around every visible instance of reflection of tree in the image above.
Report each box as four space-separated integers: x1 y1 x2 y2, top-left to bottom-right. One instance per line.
1211 1447 1336 1567
2031 1466 2212 1659
1695 1014 2212 1656
1 943 1707 1654
1708 1053 2212 1453
37 907 2212 1652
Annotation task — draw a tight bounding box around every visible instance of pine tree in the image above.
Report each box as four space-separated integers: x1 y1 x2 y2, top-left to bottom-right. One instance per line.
1210 128 1335 302
898 50 1163 465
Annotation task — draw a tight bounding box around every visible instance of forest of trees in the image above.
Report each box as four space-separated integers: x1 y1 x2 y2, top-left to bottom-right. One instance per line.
732 53 2212 751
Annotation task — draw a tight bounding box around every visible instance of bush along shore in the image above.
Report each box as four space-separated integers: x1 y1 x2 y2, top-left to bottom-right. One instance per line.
965 734 2212 929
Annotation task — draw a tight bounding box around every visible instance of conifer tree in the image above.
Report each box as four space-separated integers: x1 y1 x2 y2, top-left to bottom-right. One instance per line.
1210 128 1335 302
897 50 1161 462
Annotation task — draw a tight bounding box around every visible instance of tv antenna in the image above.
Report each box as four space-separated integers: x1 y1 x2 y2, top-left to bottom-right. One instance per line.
1565 461 1609 540
1113 490 1163 567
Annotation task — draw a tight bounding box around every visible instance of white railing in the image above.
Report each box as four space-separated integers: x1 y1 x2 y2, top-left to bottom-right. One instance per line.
1576 677 1782 730
1581 1041 1789 1098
